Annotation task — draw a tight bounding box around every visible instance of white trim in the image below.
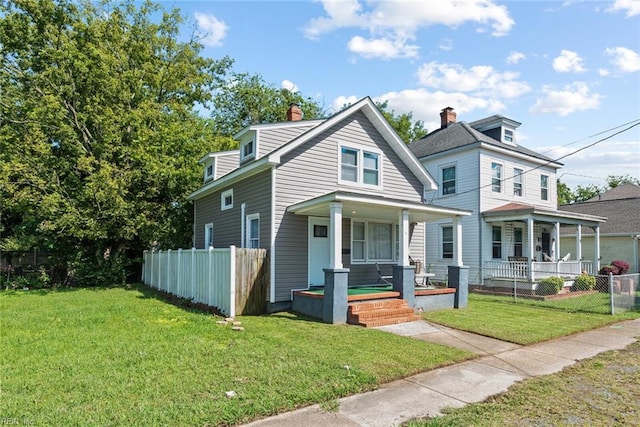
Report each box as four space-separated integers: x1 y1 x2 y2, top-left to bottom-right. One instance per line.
540 173 550 201
490 161 504 193
241 203 246 248
240 137 255 162
198 150 240 164
350 219 397 264
513 167 524 197
440 162 457 196
221 189 234 211
204 161 215 182
270 165 276 303
329 203 343 269
441 223 454 260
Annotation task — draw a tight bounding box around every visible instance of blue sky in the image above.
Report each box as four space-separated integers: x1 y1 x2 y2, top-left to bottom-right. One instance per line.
170 0 639 189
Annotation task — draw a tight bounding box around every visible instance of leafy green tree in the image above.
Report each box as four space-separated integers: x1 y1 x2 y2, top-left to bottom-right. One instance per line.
606 174 640 188
376 101 428 143
573 184 603 203
0 0 233 285
210 73 325 136
557 180 574 206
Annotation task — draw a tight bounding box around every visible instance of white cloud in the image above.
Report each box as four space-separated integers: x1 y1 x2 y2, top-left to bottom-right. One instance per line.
529 82 602 116
506 51 526 64
438 38 454 51
368 88 505 131
598 68 611 76
281 80 298 93
606 47 640 72
416 61 531 99
552 50 586 73
347 36 419 59
304 0 514 59
194 12 228 47
607 0 640 17
331 95 360 113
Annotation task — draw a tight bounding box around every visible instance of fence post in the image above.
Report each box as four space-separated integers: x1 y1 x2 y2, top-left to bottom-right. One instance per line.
167 249 172 294
208 246 214 308
191 247 196 300
177 249 182 296
609 272 615 315
229 245 236 318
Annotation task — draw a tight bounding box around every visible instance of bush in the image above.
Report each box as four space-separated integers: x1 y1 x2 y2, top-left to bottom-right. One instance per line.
611 260 630 275
536 276 564 296
573 274 595 291
599 265 618 275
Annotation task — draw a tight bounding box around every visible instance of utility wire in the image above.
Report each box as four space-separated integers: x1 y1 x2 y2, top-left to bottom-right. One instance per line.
433 119 640 199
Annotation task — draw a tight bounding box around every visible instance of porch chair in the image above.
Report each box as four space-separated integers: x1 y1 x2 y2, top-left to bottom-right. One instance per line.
376 263 393 285
560 253 571 262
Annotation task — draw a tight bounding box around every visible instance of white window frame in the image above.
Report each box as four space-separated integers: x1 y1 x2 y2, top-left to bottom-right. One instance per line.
441 225 453 259
441 164 456 196
246 213 260 248
221 189 233 211
513 168 523 197
240 139 255 162
338 144 382 188
492 226 503 259
541 174 549 201
350 220 397 264
504 128 514 143
491 162 503 193
205 162 215 182
204 223 214 248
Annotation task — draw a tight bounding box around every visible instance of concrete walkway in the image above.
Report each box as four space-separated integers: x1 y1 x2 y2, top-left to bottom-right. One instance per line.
244 318 640 427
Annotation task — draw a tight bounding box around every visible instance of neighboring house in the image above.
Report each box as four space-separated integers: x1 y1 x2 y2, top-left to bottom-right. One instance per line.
560 184 640 273
188 98 470 312
408 107 606 287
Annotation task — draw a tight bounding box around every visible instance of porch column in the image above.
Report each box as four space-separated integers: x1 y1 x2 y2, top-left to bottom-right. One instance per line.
398 209 410 266
576 224 582 262
329 202 343 269
594 226 601 272
527 218 534 281
453 216 463 266
554 221 561 261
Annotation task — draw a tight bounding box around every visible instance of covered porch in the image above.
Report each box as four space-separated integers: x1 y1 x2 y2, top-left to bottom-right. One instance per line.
287 191 471 324
481 203 606 284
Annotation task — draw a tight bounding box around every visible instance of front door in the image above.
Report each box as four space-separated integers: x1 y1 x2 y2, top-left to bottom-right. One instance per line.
308 217 330 286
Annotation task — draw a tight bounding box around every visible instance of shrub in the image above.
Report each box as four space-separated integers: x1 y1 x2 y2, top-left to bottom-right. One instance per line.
611 260 630 275
573 274 595 291
536 276 564 295
599 265 619 275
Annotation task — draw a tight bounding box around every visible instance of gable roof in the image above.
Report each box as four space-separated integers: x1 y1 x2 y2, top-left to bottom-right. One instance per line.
559 184 640 235
408 121 561 167
189 96 437 200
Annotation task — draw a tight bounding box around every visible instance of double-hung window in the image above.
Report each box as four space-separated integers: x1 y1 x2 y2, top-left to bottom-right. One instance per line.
513 168 523 196
442 226 453 259
246 213 260 248
241 139 255 162
351 220 395 262
205 223 214 248
205 163 214 182
514 228 523 257
340 146 381 187
540 174 549 201
491 162 502 193
492 226 502 259
442 165 456 195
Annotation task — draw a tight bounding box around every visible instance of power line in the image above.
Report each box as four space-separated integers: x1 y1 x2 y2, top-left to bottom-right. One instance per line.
429 119 640 200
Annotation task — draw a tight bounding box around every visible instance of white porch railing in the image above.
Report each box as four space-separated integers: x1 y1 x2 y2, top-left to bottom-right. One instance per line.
483 260 594 281
142 247 236 317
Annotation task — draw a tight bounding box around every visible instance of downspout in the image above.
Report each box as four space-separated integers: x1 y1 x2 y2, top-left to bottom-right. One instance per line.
633 235 639 273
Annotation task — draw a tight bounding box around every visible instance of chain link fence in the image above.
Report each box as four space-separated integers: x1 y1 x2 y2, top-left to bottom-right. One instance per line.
473 268 639 315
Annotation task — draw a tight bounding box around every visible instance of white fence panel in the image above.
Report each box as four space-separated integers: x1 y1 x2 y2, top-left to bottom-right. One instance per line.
142 247 235 317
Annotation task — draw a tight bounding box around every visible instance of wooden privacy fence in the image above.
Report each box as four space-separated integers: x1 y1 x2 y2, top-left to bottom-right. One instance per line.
142 247 268 317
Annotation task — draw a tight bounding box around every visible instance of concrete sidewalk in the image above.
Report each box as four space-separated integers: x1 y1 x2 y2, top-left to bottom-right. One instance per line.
244 318 640 427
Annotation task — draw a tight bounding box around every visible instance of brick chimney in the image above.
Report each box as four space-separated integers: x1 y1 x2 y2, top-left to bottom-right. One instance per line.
440 107 456 129
286 103 303 121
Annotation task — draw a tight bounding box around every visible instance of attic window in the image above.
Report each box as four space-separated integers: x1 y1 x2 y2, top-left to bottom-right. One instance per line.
504 129 514 143
241 139 255 161
205 163 214 181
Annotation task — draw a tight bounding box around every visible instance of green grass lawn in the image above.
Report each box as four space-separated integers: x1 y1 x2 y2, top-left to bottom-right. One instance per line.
406 340 640 426
422 293 640 345
0 285 473 426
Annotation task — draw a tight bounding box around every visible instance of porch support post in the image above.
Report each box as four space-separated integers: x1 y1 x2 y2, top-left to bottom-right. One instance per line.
399 209 410 266
527 218 534 281
594 226 601 272
448 265 469 309
554 221 561 261
453 216 463 267
393 265 416 308
329 202 343 269
576 224 582 262
322 268 349 324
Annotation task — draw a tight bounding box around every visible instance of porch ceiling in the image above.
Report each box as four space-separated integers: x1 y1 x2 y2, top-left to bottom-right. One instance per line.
287 191 471 223
482 203 607 226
